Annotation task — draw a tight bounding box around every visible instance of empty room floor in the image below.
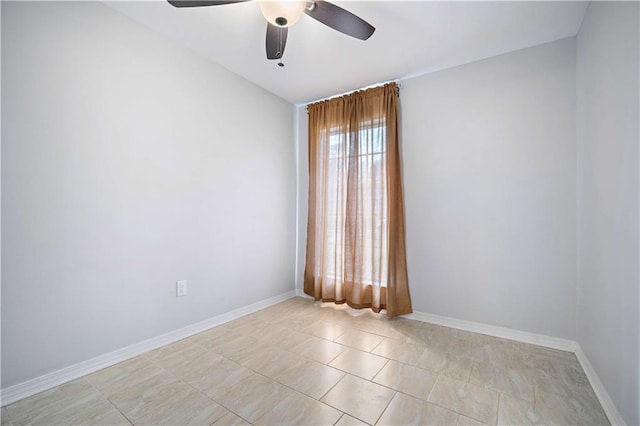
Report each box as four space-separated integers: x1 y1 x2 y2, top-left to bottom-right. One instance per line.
2 297 608 425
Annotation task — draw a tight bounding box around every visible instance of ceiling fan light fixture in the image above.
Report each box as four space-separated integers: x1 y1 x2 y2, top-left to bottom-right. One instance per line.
258 0 306 27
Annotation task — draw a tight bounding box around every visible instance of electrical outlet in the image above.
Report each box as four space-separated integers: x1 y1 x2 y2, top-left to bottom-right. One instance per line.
176 280 187 297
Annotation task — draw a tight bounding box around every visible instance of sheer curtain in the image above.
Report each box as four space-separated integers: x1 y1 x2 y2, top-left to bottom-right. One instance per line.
303 82 412 317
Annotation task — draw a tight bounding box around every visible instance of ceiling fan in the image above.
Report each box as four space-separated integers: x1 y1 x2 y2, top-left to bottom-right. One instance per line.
167 0 375 65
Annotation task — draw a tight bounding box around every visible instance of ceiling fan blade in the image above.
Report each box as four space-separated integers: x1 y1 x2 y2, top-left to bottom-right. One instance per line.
266 23 288 60
167 0 249 8
304 0 375 40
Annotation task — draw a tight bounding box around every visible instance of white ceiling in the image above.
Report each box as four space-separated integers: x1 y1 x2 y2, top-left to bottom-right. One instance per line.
106 1 588 105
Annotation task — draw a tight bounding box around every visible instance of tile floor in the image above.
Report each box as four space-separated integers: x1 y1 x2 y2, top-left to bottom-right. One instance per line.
2 297 609 425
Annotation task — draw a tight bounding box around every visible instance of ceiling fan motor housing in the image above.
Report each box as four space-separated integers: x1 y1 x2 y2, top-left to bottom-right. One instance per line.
258 1 306 28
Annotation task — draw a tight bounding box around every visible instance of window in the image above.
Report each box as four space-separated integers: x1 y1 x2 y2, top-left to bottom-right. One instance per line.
323 123 388 287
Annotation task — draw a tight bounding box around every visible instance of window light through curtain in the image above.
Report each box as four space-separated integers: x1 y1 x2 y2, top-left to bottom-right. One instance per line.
304 82 412 317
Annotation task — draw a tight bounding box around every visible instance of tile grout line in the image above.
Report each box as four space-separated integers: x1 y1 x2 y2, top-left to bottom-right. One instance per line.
82 376 133 425
317 373 347 403
428 375 500 425
366 367 493 423
2 406 16 426
332 412 346 426
372 390 398 425
425 374 440 403
204 372 256 425
249 371 347 424
495 390 501 426
142 351 254 425
369 359 390 383
369 337 386 354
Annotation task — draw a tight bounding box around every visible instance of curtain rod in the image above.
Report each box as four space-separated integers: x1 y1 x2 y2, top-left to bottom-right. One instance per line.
303 80 401 107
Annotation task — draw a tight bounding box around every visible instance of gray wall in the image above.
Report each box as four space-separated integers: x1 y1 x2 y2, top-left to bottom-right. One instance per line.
576 2 639 424
297 39 578 340
2 1 295 388
400 38 577 339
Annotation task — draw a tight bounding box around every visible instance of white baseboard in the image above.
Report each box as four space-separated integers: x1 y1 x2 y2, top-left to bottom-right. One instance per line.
295 288 313 298
0 290 296 407
574 345 627 426
404 310 577 352
405 310 624 425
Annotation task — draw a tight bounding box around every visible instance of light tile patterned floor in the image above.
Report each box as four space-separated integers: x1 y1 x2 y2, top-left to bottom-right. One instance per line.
2 297 609 425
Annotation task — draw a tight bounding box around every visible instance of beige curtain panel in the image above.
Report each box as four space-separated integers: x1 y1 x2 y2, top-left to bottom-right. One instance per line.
304 82 412 317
